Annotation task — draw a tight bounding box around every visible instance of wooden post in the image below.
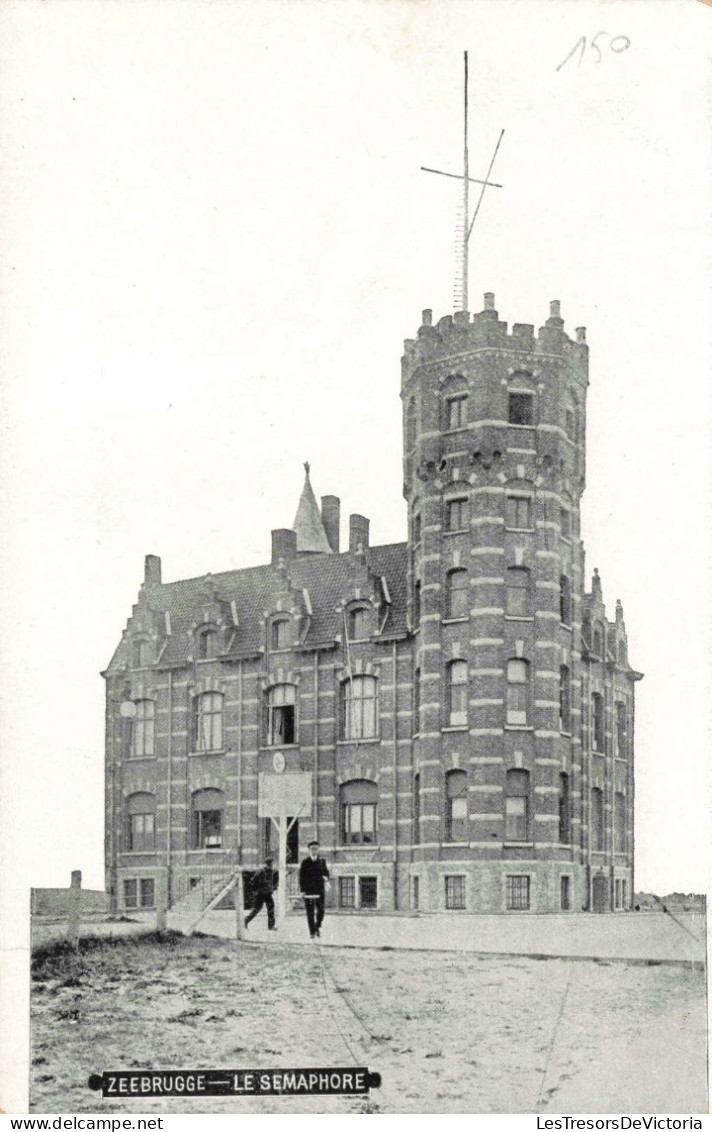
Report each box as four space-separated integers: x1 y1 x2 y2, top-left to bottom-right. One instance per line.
67 870 82 950
235 869 245 942
277 808 287 925
156 889 167 934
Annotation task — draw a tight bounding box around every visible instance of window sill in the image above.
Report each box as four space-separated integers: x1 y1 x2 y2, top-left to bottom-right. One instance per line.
560 622 573 631
504 615 534 622
336 737 381 746
442 725 469 733
504 725 533 732
187 847 226 854
337 844 380 851
189 749 226 757
559 729 572 738
442 616 469 625
126 755 157 762
507 422 535 431
443 840 469 847
443 529 468 537
504 526 535 534
260 743 300 752
504 841 534 849
444 425 469 435
122 850 157 856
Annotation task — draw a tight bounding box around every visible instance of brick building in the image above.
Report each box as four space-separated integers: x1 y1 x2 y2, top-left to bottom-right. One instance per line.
103 295 641 916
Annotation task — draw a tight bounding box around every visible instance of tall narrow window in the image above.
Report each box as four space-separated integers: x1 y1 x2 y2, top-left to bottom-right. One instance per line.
191 788 224 849
591 692 604 751
446 569 468 619
132 699 155 757
446 394 467 430
446 660 468 727
592 623 603 657
406 398 417 451
446 498 468 532
559 575 571 625
505 769 530 841
341 675 378 740
560 875 572 911
413 668 421 735
506 659 529 726
413 511 421 544
559 665 571 731
618 640 627 666
133 638 150 668
506 875 531 910
195 692 224 752
348 607 369 641
413 773 421 844
126 793 156 851
413 580 421 629
616 701 627 758
590 787 604 852
614 791 626 853
341 779 378 844
505 567 530 617
271 618 290 650
197 628 218 660
266 684 296 745
560 507 571 539
508 392 533 426
445 769 468 841
558 773 571 843
505 495 532 529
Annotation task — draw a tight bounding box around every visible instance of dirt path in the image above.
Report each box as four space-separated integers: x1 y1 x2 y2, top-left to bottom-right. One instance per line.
30 933 707 1114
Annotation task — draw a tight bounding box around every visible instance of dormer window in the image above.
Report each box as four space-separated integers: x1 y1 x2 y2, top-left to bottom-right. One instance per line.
197 628 218 660
348 607 369 641
508 392 533 426
133 638 150 668
271 618 290 651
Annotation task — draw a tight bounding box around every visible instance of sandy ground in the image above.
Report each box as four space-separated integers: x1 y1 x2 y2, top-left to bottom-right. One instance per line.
30 932 708 1115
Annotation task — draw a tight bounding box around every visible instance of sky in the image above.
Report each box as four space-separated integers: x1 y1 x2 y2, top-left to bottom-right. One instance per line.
1 0 711 923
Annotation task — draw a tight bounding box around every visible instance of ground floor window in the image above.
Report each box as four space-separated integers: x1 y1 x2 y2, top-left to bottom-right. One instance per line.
338 875 378 910
123 878 155 909
445 874 466 910
506 874 530 910
412 875 420 911
614 878 627 909
560 875 571 911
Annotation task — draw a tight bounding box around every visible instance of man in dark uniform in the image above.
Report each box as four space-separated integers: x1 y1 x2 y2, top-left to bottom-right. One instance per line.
299 840 329 939
244 857 278 931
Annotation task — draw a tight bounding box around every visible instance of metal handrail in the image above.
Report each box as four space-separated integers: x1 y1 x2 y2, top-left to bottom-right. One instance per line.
171 844 242 908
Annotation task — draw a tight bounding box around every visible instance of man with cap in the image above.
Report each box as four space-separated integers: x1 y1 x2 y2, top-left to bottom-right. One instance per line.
299 840 330 939
244 856 278 931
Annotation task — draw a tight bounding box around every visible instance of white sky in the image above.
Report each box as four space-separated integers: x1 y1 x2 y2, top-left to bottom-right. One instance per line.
1 0 711 916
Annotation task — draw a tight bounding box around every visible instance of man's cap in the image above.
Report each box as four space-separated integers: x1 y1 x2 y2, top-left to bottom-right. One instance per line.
308 840 319 848
265 856 274 864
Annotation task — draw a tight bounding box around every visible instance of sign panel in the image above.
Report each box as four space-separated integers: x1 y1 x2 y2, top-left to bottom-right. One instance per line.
258 772 313 818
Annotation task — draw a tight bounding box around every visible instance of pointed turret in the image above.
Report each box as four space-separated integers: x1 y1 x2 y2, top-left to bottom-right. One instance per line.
292 463 332 554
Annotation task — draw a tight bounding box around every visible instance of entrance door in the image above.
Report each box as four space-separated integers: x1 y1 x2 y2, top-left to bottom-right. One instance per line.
592 873 609 913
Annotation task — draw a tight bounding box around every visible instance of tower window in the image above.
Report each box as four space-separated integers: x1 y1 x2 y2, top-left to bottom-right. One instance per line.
446 569 468 619
413 579 421 629
446 394 467 430
508 392 533 426
445 769 468 841
559 665 571 731
506 659 529 726
591 692 604 751
446 659 468 727
413 512 421 544
560 508 571 539
505 495 532 529
446 498 468 532
413 668 421 735
590 787 604 851
558 773 571 843
505 567 530 618
616 701 627 758
560 575 571 625
413 772 421 843
505 769 530 841
266 684 297 746
614 791 626 853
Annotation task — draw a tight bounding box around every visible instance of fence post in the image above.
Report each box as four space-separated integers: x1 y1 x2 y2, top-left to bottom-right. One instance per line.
67 870 82 950
156 888 167 934
235 870 245 942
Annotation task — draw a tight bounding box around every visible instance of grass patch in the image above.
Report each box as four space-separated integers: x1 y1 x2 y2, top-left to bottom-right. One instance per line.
31 930 187 979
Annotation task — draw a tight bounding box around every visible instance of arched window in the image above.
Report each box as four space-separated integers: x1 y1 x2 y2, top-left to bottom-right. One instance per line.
446 497 468 533
592 622 603 657
126 792 156 852
340 675 378 741
559 575 571 625
614 791 626 853
445 392 468 430
197 627 218 660
413 579 421 629
413 773 421 844
616 701 627 758
508 390 533 426
446 660 468 727
558 773 571 843
412 511 422 544
445 769 468 841
446 569 468 619
194 691 224 752
341 779 378 844
266 684 296 746
406 398 417 451
191 788 224 849
133 638 150 668
506 567 530 618
506 659 529 726
559 665 571 732
505 769 530 841
271 617 291 651
505 493 532 529
132 699 155 758
413 667 421 735
591 692 604 751
590 787 604 852
348 606 369 641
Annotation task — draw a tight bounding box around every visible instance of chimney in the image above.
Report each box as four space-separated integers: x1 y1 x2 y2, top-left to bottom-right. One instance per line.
576 326 587 343
349 514 370 551
271 528 297 565
321 495 340 553
144 555 162 585
421 309 432 327
483 292 495 310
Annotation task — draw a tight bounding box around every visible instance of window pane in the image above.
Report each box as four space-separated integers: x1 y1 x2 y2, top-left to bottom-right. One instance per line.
359 876 378 909
339 877 355 908
447 499 468 532
506 496 532 528
447 396 467 429
448 570 468 618
124 880 138 909
445 875 465 910
509 392 533 425
506 875 530 910
140 879 155 907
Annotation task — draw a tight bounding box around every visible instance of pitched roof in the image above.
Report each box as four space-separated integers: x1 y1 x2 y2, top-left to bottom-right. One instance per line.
292 466 332 554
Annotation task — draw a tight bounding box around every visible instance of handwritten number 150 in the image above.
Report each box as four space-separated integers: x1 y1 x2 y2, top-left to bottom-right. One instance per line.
557 32 631 72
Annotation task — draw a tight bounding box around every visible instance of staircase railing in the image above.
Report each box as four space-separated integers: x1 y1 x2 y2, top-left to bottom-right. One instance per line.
171 845 242 909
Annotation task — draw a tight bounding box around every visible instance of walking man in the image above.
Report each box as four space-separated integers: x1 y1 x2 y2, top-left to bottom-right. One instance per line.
244 856 278 931
299 840 329 939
